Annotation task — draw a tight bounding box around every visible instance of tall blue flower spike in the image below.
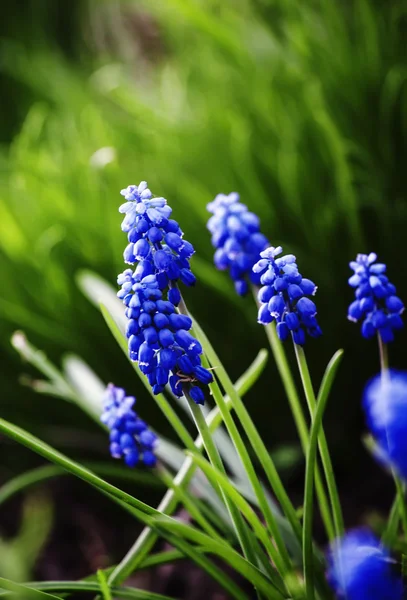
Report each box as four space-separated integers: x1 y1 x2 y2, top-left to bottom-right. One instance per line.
363 370 407 480
253 246 322 345
117 270 212 404
206 192 269 295
118 181 212 403
119 182 196 292
348 252 404 343
101 384 158 467
327 528 403 600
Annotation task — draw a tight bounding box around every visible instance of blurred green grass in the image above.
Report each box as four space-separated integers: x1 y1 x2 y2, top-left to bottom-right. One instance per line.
0 0 406 462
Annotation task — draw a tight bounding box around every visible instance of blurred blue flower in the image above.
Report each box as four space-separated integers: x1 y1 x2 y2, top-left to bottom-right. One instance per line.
327 528 402 600
253 246 322 345
207 192 269 295
364 370 407 480
348 252 404 343
101 383 158 467
119 181 196 291
117 270 212 403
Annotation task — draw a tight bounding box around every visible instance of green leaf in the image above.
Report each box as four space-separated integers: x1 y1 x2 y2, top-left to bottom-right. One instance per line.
187 450 286 594
26 581 182 600
0 578 60 599
152 519 285 600
97 570 112 600
302 349 344 600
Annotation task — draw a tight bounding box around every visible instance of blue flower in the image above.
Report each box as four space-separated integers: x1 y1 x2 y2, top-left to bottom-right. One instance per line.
363 370 407 480
327 528 403 600
253 246 322 345
207 192 269 295
119 181 196 292
117 270 213 403
348 253 404 343
101 383 158 467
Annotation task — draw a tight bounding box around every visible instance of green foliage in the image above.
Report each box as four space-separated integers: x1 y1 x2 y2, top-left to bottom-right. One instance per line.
0 0 406 432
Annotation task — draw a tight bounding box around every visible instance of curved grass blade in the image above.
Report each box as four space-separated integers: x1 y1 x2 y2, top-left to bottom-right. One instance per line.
0 418 249 600
0 578 60 600
26 581 185 600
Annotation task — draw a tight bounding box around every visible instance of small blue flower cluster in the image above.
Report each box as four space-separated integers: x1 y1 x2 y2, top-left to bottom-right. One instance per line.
117 182 212 403
364 370 407 480
348 253 404 343
206 192 269 295
327 529 403 600
253 247 322 345
101 384 158 467
120 182 196 290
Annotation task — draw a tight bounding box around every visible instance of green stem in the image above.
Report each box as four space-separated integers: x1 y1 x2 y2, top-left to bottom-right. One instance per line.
190 315 303 545
294 344 344 540
157 464 223 541
302 350 343 600
265 321 335 541
382 495 401 545
185 395 262 576
203 359 291 577
108 350 269 586
394 476 407 537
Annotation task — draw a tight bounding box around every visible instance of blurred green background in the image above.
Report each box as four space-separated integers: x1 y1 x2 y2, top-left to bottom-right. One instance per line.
0 0 407 582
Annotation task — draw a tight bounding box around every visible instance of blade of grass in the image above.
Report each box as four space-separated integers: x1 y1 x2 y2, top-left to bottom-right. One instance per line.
185 394 264 590
188 310 303 544
294 344 344 540
263 319 335 542
303 349 344 600
26 580 191 600
187 450 286 594
152 519 285 600
0 418 249 600
0 578 60 600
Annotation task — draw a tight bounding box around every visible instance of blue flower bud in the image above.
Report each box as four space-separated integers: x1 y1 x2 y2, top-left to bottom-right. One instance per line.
168 287 181 306
177 355 194 374
153 313 169 329
193 365 213 385
148 227 163 243
168 313 192 331
143 327 158 345
175 330 202 354
158 328 175 347
348 253 404 342
101 384 158 468
189 386 205 405
254 246 322 344
207 192 269 295
276 321 290 341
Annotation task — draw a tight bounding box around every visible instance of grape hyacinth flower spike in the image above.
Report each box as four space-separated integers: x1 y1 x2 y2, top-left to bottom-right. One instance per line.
253 246 322 345
119 181 196 293
117 182 213 403
207 192 269 295
363 370 407 480
327 528 403 599
348 252 404 343
101 384 158 468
